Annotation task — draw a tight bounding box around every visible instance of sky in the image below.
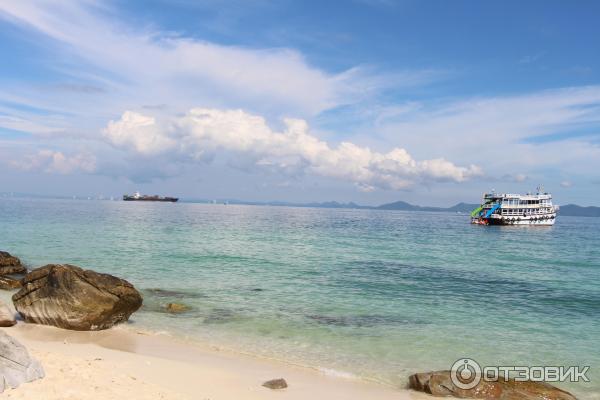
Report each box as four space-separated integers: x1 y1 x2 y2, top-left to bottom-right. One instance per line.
1 0 599 206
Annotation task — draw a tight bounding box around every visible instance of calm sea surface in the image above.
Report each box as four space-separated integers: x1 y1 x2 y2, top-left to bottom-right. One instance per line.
1 198 599 398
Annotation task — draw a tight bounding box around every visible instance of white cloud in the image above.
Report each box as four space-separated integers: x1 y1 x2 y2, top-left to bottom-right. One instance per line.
2 1 599 199
372 86 600 179
0 1 408 118
104 108 482 190
11 150 96 174
377 86 600 144
0 114 62 135
103 111 176 155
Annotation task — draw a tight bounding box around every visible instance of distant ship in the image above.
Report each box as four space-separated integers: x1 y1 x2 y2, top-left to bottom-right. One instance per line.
123 191 178 202
471 185 558 226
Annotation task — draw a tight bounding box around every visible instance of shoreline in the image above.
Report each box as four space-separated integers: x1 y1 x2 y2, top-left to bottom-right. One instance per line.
1 322 429 399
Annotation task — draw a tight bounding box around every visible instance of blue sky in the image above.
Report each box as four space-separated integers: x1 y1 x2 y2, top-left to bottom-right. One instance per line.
1 0 599 205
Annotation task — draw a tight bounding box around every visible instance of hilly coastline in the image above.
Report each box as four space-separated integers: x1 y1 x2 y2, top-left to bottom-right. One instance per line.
185 198 599 217
2 192 598 217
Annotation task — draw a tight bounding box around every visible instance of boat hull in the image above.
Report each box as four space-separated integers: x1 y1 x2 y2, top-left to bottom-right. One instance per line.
473 215 556 226
123 197 178 202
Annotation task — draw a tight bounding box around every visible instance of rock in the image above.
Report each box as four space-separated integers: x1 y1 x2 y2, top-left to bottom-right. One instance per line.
0 301 16 327
262 378 288 390
144 288 207 299
165 302 190 313
12 264 143 331
408 370 577 400
145 288 186 298
0 276 22 290
0 330 44 392
0 251 26 275
203 307 236 324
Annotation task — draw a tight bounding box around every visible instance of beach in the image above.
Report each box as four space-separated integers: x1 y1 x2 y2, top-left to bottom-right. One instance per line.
1 323 427 400
0 199 598 399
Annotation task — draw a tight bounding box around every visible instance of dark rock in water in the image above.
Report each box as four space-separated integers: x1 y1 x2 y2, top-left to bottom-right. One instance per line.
144 288 207 299
307 314 413 328
408 370 577 400
307 314 348 326
0 302 16 327
203 307 236 324
12 264 143 331
0 251 26 275
145 288 187 298
165 303 190 313
0 276 21 290
0 330 44 392
262 378 288 390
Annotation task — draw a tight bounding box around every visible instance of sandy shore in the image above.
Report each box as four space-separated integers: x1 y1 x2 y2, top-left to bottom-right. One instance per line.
0 323 429 400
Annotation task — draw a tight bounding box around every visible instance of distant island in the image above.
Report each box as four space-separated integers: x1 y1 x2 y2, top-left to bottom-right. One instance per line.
2 192 599 217
182 198 600 217
555 204 600 217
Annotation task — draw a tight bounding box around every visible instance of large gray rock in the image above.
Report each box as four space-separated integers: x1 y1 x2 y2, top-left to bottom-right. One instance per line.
0 301 16 327
408 370 577 400
0 252 26 275
13 264 143 331
0 330 44 392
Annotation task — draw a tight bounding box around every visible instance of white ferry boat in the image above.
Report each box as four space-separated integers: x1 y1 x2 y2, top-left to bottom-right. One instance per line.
471 186 558 226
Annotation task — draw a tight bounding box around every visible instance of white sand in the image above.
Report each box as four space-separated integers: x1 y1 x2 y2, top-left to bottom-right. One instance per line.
0 323 430 400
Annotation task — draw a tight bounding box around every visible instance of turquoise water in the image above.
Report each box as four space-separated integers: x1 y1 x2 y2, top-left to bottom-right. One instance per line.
1 198 599 398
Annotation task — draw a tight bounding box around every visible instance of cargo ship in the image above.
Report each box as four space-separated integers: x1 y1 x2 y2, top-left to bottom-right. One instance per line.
471 186 558 225
123 191 178 202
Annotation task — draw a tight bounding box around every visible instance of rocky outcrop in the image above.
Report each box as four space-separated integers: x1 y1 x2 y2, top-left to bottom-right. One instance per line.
262 378 288 389
165 302 190 313
12 264 143 331
0 276 22 290
0 330 44 392
408 370 577 400
0 251 26 275
0 301 16 327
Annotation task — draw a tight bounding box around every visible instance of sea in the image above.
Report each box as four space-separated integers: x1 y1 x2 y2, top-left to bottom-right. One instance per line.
1 198 598 398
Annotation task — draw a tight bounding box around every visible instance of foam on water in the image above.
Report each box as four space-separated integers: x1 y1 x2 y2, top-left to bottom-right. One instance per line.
1 198 599 398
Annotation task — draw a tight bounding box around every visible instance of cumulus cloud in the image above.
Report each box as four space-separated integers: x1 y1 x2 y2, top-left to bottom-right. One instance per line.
103 108 482 190
11 150 96 174
104 111 176 155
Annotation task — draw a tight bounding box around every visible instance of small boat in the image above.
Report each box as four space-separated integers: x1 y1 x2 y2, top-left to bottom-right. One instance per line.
471 186 558 226
123 191 178 202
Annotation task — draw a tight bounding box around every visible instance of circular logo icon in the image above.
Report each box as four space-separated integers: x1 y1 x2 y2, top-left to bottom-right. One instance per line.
451 358 482 390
